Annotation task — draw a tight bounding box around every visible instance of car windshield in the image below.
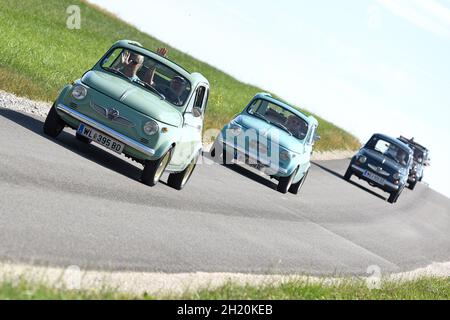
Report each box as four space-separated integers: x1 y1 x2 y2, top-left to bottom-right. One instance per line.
366 137 410 167
247 99 309 140
101 48 191 107
413 148 425 162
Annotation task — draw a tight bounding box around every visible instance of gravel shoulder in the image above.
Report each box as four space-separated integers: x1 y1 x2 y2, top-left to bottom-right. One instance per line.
1 261 449 296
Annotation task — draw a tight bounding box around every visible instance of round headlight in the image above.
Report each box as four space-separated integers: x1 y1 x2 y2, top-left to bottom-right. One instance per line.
280 150 291 161
228 123 242 136
393 173 400 180
358 155 367 163
72 85 87 100
143 120 159 135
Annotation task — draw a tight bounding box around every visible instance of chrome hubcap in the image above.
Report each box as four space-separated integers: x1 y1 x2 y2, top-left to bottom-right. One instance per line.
154 152 170 183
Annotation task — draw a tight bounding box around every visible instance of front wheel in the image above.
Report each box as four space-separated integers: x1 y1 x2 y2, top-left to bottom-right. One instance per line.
75 132 91 144
141 148 173 187
167 152 199 190
289 169 309 195
388 186 403 204
277 167 298 194
407 180 417 190
344 165 353 181
43 104 65 138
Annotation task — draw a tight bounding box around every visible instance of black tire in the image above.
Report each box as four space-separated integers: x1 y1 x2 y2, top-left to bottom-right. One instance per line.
344 165 353 181
141 148 173 187
43 105 65 138
222 145 234 165
407 180 417 190
277 167 298 194
75 132 91 144
167 152 199 190
289 169 309 195
388 186 403 204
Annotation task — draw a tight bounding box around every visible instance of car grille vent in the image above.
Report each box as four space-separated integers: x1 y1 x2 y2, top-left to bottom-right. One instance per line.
140 138 149 144
368 164 390 176
69 102 78 108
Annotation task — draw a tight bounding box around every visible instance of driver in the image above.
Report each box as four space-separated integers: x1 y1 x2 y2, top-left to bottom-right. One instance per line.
161 76 188 106
286 115 307 139
395 148 407 166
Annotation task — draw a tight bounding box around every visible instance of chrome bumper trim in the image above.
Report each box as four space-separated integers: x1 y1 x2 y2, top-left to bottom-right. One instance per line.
351 164 399 190
219 137 288 174
56 103 155 157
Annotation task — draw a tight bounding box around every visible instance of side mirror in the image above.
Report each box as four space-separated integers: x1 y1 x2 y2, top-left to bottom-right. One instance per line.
192 107 202 118
313 134 321 142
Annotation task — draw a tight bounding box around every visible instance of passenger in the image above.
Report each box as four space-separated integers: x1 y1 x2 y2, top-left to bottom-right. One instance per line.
116 50 144 81
143 47 168 86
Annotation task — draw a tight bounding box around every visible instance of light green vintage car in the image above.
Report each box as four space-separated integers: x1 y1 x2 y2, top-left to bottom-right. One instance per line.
44 40 209 190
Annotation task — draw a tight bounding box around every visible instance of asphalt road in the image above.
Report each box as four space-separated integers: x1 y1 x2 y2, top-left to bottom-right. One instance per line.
1 108 449 276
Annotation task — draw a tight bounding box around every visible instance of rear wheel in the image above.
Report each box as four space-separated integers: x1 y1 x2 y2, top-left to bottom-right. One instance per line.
277 167 298 194
344 165 353 181
43 104 65 138
167 152 199 190
289 169 309 195
141 148 173 187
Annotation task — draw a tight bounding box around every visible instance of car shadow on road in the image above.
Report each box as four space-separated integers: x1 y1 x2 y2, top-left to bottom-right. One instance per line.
202 151 278 190
0 108 143 183
311 161 387 201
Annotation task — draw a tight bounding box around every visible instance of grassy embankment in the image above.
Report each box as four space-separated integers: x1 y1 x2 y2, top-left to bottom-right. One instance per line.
0 0 359 151
1 277 449 300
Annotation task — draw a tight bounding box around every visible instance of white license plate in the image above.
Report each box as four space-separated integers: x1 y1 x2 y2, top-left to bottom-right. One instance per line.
363 170 385 185
77 123 124 154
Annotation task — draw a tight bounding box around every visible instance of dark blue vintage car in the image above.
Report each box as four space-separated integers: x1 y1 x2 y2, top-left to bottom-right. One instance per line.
398 136 429 190
344 133 413 204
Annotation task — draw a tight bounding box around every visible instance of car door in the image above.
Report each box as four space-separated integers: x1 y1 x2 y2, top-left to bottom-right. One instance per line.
177 84 209 166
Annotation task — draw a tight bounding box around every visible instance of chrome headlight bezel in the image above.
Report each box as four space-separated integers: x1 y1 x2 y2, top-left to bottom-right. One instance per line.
393 172 400 180
358 155 367 163
143 120 159 136
72 84 87 100
228 122 243 136
280 150 291 161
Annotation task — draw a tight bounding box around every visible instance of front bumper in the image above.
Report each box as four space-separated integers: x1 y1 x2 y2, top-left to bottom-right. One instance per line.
56 103 155 157
351 164 400 191
219 137 289 175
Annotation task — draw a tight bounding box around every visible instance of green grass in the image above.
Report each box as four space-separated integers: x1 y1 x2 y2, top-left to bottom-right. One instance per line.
1 277 449 300
0 0 359 151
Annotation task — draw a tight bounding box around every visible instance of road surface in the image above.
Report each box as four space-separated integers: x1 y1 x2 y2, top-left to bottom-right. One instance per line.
1 108 449 276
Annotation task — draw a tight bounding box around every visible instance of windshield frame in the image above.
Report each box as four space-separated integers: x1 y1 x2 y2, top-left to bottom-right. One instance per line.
366 137 411 167
98 47 192 108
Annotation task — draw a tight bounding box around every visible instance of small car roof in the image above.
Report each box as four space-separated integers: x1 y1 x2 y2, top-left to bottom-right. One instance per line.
371 133 413 154
252 93 318 125
112 40 209 87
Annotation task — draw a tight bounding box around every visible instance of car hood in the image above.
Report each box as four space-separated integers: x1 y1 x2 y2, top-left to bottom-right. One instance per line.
235 114 305 154
360 149 407 173
82 70 183 126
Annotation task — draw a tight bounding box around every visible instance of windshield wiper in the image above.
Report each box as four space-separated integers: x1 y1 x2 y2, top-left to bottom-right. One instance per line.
104 67 131 81
268 120 293 136
133 79 166 100
251 112 270 123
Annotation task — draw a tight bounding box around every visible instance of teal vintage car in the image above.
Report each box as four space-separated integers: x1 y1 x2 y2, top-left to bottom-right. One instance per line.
210 93 319 194
44 40 209 190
